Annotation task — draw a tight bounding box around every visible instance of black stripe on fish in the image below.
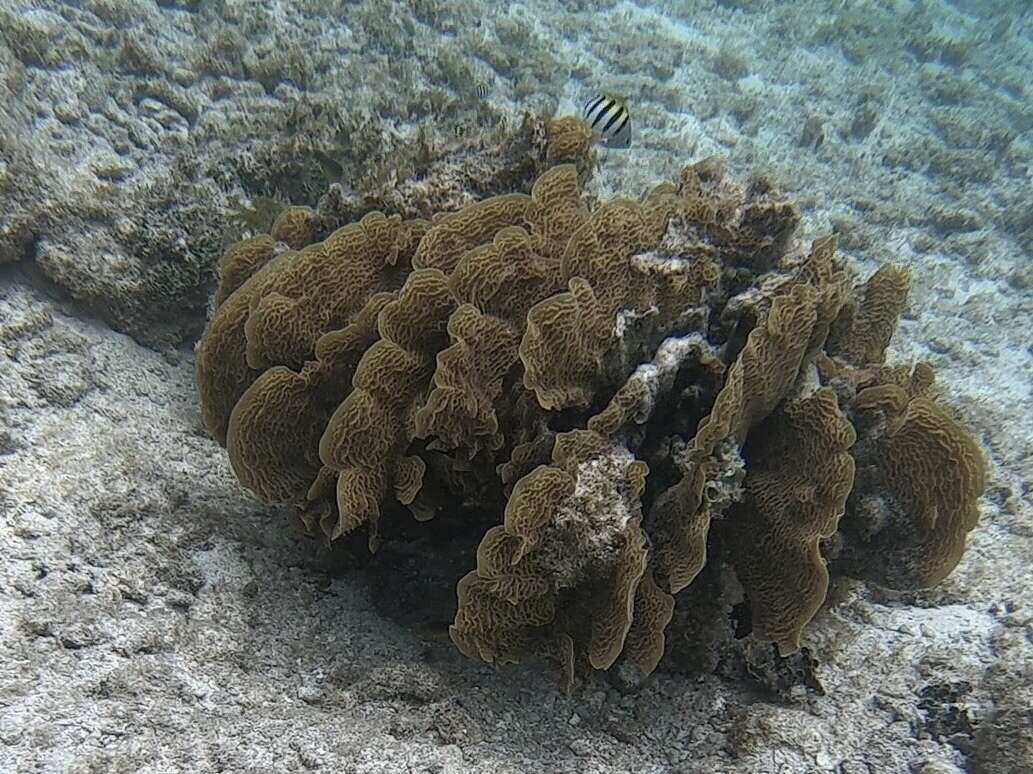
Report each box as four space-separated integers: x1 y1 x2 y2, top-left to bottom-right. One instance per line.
612 111 630 137
585 95 605 116
603 105 626 132
591 98 617 128
586 100 606 126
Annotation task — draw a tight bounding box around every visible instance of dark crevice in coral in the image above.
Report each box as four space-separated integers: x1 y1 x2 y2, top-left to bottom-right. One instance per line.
637 364 721 517
18 233 40 266
1 243 65 299
665 532 829 702
830 412 911 587
717 312 755 371
366 502 494 629
663 557 731 668
315 530 372 579
729 601 753 639
550 405 593 434
702 268 761 364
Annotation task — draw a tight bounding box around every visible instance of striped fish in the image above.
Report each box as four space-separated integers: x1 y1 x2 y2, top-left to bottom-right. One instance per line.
582 95 632 149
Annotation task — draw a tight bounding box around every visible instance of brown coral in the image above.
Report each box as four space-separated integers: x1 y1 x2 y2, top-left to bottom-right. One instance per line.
819 268 986 590
448 428 667 687
317 268 456 547
214 235 278 307
520 188 719 412
270 205 317 250
651 240 850 597
724 383 856 655
828 264 911 366
414 167 586 460
196 212 424 445
544 116 596 168
838 383 986 588
196 141 985 691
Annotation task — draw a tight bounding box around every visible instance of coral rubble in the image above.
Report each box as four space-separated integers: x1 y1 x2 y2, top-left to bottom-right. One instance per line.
196 127 986 690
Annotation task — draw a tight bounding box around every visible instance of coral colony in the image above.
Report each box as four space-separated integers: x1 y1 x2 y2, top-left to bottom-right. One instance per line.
197 116 985 691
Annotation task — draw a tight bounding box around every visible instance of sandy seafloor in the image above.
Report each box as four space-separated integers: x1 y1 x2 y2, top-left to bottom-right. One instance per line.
1 1 1032 772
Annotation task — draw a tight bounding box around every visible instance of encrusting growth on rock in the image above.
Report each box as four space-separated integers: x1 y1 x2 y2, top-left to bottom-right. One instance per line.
196 119 986 691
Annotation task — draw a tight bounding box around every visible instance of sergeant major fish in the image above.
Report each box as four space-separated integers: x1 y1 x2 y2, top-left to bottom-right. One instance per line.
582 94 632 149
